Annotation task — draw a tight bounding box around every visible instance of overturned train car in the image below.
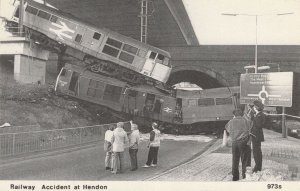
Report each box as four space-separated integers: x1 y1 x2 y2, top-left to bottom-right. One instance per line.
55 64 239 133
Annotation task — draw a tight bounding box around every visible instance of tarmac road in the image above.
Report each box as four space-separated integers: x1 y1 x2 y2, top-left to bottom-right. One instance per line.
0 135 215 180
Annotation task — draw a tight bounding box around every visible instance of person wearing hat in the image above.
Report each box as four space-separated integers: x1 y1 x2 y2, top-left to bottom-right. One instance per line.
225 108 252 181
128 121 140 171
251 100 266 173
143 122 161 168
111 122 129 174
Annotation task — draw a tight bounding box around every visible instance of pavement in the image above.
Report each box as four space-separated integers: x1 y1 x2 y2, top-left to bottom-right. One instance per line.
1 129 299 182
146 129 300 181
0 134 214 180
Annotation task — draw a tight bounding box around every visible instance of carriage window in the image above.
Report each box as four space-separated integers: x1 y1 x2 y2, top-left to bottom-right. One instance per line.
25 6 38 15
149 52 157 60
50 15 58 23
75 34 82 43
128 90 137 97
69 72 80 92
123 44 138 55
93 32 101 40
37 10 51 20
13 7 20 18
60 68 66 76
216 97 233 105
106 38 122 48
119 52 134 64
156 54 165 64
198 98 215 106
103 84 122 102
102 45 119 57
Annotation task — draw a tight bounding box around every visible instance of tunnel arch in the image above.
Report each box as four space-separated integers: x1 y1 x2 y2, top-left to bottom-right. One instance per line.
166 65 228 89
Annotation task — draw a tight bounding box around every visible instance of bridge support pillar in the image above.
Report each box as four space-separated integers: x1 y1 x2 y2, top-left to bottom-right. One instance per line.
0 37 49 84
13 55 47 84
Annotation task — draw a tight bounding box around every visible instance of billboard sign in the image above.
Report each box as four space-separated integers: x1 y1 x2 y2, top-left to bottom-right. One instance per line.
240 72 293 107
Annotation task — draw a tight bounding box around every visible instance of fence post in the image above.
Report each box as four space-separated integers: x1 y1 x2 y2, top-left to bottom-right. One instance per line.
50 131 53 149
12 134 15 155
79 128 82 144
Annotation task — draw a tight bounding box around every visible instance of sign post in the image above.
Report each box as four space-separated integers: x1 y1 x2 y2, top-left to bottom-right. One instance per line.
240 72 294 138
282 107 287 138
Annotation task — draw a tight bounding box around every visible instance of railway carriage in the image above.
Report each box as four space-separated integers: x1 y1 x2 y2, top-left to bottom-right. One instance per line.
55 64 239 132
8 0 171 84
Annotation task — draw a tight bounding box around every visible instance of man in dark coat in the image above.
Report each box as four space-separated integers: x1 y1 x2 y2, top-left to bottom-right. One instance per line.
251 100 265 173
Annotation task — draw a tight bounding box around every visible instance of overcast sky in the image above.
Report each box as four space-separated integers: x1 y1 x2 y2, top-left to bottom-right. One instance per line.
182 0 300 45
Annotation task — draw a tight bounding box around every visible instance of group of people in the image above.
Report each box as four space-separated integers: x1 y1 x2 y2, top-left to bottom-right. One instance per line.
104 121 161 174
225 100 265 181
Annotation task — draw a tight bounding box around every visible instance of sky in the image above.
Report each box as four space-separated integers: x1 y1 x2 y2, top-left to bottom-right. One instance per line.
182 0 300 45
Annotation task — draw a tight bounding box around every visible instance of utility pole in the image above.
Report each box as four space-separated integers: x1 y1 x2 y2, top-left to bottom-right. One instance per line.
140 0 148 43
18 0 24 36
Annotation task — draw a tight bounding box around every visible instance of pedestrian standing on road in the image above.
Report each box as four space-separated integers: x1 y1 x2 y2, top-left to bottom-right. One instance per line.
143 122 161 168
251 100 265 173
243 104 255 167
128 121 140 171
225 108 252 181
104 125 114 170
111 122 129 174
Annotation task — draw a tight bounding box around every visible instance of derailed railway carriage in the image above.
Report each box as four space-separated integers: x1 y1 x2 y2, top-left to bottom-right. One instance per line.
55 64 239 133
8 0 171 84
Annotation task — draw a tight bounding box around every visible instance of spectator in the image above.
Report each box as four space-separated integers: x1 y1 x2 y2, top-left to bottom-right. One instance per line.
104 125 114 170
225 108 251 181
243 104 255 167
251 100 265 173
128 121 140 171
143 122 161 168
111 122 129 174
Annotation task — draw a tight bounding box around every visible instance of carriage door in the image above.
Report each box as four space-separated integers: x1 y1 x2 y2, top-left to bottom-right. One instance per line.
126 89 138 115
143 93 155 117
141 51 157 77
81 29 102 51
174 98 183 123
68 71 80 96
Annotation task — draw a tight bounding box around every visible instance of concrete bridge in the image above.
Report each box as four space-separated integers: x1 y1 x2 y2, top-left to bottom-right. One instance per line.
164 45 300 88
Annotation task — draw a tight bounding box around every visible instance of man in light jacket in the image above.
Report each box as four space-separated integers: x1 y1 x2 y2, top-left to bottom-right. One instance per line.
111 122 129 174
143 122 161 168
104 125 114 170
128 121 140 171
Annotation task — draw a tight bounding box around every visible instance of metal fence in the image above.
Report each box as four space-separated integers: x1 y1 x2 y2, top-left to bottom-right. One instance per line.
0 123 115 158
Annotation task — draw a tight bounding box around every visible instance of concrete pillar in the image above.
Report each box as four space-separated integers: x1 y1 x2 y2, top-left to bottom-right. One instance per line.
14 55 46 84
0 37 49 85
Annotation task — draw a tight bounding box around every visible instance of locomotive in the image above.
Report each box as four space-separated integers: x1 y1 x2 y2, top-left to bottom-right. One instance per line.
55 64 239 133
7 0 172 85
